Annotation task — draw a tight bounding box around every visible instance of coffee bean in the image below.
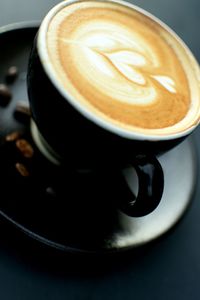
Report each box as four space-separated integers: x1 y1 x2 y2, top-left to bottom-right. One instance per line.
14 102 31 123
16 139 34 158
0 83 12 106
6 66 18 83
15 162 30 177
5 131 22 142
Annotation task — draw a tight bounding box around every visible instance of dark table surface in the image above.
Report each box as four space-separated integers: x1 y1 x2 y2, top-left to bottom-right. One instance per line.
0 0 200 299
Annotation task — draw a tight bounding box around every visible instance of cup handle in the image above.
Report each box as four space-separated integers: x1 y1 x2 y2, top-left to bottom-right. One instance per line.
117 154 164 217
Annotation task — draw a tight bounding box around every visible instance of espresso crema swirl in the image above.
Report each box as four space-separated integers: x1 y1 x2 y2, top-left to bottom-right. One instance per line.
46 0 199 133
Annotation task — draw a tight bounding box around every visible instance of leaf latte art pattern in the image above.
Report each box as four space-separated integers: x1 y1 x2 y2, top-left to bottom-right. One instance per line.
47 1 191 131
61 30 177 105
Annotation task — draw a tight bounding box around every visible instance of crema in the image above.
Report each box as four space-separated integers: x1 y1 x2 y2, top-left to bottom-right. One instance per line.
46 0 200 135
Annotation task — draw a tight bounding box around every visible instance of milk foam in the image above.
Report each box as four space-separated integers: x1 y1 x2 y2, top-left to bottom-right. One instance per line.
45 0 200 136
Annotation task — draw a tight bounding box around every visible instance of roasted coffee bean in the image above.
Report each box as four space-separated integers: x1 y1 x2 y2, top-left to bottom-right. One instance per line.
15 162 30 177
14 102 31 123
5 131 22 142
16 139 34 158
0 83 12 106
6 66 18 83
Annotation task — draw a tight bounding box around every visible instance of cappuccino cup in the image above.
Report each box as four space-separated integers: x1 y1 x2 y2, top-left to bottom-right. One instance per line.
27 0 200 217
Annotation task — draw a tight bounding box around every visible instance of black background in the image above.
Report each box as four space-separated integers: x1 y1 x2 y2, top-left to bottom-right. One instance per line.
0 0 200 299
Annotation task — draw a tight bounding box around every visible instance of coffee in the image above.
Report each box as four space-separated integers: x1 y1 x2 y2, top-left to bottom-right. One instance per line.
46 0 200 136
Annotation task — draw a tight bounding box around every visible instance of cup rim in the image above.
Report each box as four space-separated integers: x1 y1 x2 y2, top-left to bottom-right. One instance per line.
37 0 200 142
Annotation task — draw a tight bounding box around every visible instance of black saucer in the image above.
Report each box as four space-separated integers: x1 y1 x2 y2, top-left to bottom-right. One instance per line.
0 22 197 254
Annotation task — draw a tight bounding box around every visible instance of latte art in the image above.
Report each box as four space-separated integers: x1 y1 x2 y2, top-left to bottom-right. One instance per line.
46 0 200 134
61 23 179 100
